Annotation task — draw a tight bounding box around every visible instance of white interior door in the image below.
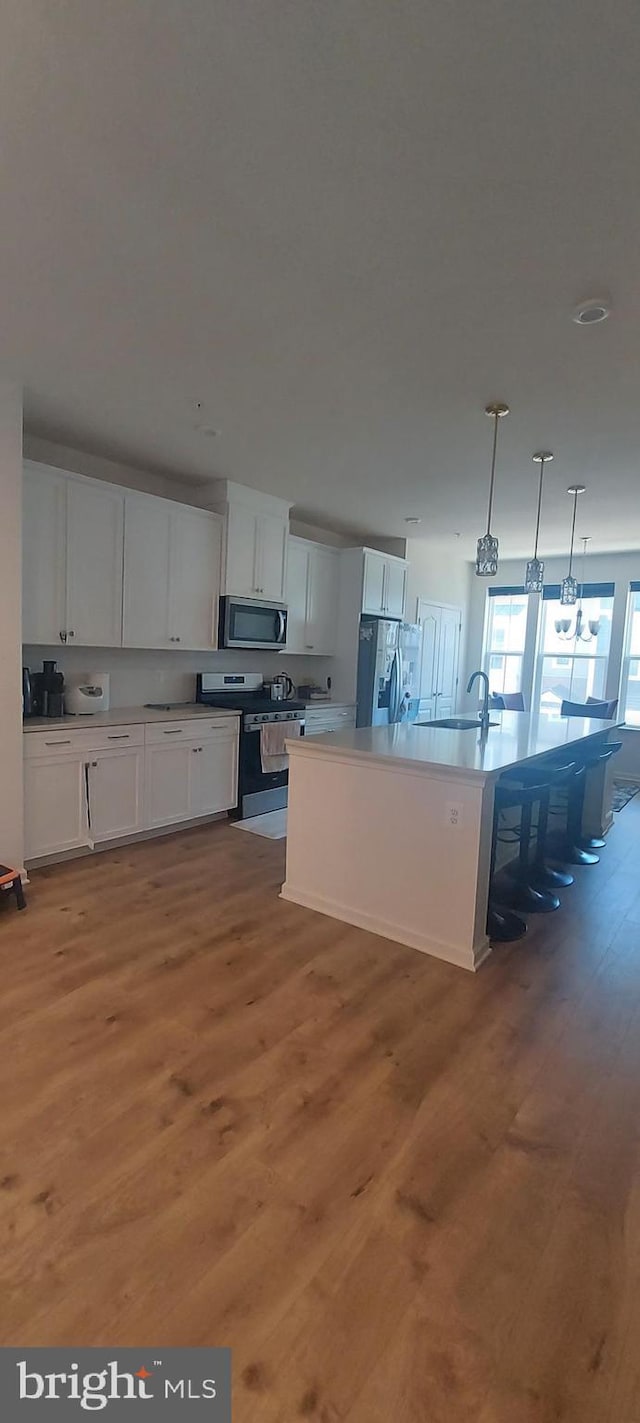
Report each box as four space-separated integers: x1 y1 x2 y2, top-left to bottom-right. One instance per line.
225 505 259 595
170 507 221 649
285 539 310 653
258 513 288 600
307 546 339 654
24 755 88 859
66 478 124 646
145 741 192 827
384 560 407 619
22 464 67 645
189 734 238 817
123 493 172 648
362 552 386 615
437 606 462 712
88 747 144 841
417 602 441 711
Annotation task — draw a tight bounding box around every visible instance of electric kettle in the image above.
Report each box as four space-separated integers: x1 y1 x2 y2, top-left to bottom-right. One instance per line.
267 673 294 701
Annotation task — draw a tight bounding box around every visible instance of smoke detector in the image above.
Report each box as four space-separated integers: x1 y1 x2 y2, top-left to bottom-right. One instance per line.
572 296 611 325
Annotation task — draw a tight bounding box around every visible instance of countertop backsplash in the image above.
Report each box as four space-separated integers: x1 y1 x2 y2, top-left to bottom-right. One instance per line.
23 646 334 709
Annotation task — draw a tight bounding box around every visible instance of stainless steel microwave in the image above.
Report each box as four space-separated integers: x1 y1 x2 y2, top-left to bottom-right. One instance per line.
218 596 288 650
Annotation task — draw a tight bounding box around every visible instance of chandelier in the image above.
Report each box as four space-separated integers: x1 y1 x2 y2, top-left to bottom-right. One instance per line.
555 535 600 642
475 402 509 577
524 450 552 593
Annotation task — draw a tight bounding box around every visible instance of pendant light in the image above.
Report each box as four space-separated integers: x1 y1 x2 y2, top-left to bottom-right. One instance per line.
524 450 552 593
557 484 585 609
555 536 600 642
475 401 509 577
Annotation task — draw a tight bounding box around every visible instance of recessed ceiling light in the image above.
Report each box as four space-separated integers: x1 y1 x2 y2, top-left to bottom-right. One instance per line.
572 297 611 325
404 516 421 525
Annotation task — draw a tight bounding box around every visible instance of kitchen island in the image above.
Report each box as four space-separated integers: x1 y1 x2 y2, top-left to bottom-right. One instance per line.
281 712 619 971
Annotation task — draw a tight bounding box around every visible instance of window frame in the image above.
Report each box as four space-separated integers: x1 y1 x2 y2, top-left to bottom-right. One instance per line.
618 583 640 726
533 581 615 718
481 586 529 699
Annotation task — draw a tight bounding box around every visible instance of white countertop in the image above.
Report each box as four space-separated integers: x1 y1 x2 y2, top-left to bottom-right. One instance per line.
287 711 621 782
23 704 241 733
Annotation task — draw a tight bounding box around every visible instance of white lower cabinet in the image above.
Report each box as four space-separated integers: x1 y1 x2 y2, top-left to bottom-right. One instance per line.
24 717 239 862
86 747 145 841
190 732 239 818
24 754 88 860
145 741 193 828
303 705 357 736
145 721 239 826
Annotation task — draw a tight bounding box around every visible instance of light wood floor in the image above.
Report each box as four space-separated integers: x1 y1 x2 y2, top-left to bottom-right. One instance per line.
2 803 640 1421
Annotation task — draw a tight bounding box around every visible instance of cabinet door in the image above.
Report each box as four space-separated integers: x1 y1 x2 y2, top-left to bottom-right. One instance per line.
122 493 172 648
88 747 144 841
65 479 124 646
362 551 386 615
24 755 88 859
122 489 171 646
144 741 192 827
384 560 407 619
307 546 339 654
225 505 259 596
189 733 238 817
22 464 67 645
437 607 461 706
417 603 441 702
257 513 288 600
170 507 221 649
285 539 310 653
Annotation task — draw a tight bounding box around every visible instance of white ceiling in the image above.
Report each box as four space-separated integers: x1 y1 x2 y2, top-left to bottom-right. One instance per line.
2 0 640 558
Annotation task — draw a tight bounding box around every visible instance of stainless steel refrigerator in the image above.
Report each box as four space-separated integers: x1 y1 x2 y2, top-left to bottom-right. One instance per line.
356 617 422 728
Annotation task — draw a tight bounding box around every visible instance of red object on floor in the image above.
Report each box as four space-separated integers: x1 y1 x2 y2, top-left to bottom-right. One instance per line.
0 865 26 911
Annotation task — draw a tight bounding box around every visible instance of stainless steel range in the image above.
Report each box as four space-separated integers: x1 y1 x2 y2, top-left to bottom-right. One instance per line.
196 672 305 819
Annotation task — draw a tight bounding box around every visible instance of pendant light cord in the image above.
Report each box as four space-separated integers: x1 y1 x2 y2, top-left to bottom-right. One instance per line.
486 412 499 535
532 457 545 559
567 489 579 577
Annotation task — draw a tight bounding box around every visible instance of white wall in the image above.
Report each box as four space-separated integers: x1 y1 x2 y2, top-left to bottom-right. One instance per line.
405 541 472 709
0 384 24 870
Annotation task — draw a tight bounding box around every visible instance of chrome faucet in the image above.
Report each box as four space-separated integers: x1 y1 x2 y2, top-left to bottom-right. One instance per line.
466 669 490 732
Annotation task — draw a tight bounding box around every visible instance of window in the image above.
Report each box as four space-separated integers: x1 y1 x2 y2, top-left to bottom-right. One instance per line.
535 582 614 718
483 587 528 696
619 584 640 725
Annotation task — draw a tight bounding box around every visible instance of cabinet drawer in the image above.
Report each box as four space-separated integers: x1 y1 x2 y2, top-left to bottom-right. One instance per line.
304 707 356 735
24 724 144 759
144 716 238 745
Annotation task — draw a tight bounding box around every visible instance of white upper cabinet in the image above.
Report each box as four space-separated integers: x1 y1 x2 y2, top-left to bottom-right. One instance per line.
285 538 310 652
225 503 260 597
123 494 221 650
257 512 289 600
168 505 221 649
384 557 408 619
306 545 339 654
361 549 408 618
23 463 124 647
65 478 125 647
122 493 172 648
362 551 387 616
215 481 291 601
22 464 67 645
285 538 339 655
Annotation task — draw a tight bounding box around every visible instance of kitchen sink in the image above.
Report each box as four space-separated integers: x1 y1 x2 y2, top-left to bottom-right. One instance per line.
418 717 499 730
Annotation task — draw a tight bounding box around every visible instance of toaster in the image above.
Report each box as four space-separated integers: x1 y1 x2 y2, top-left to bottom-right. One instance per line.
65 673 110 715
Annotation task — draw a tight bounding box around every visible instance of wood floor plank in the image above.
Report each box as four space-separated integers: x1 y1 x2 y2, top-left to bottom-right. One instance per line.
1 807 640 1420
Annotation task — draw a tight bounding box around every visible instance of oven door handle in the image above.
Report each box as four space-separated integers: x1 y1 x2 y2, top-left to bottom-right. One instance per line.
277 609 287 644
